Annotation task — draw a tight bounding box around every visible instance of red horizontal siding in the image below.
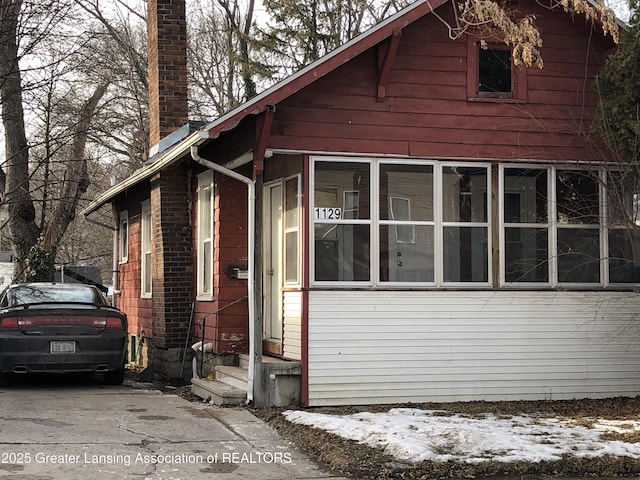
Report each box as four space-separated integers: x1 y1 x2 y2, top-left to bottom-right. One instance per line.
268 0 611 163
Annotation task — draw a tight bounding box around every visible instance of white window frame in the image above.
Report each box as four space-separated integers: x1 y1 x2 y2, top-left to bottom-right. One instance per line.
118 210 129 264
197 171 214 300
140 200 152 298
310 156 492 287
311 157 373 286
498 164 640 288
602 169 640 286
438 162 491 286
379 162 436 284
284 175 302 287
499 164 551 287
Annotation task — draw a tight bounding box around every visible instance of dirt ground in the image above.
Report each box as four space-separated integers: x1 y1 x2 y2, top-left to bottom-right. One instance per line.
252 397 640 480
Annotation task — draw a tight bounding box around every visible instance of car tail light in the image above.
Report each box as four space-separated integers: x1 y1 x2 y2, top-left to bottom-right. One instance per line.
3 316 125 328
104 317 124 329
0 317 18 328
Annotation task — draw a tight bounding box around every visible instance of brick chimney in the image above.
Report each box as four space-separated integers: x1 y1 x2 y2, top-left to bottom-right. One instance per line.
147 0 192 382
147 0 188 150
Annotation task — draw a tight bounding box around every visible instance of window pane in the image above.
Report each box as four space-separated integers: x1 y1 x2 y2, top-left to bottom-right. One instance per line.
285 231 298 284
479 47 511 93
315 224 369 281
557 229 600 283
443 226 488 282
144 252 152 293
380 225 434 282
315 162 370 220
504 228 548 282
443 167 488 222
142 204 152 295
608 229 640 283
380 164 433 221
143 210 151 251
607 170 640 226
556 170 599 225
503 168 548 223
201 186 212 234
285 177 299 229
119 218 128 260
285 177 300 285
202 240 212 293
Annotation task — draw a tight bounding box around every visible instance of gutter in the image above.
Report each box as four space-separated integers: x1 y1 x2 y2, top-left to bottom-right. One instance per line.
189 146 258 404
80 130 203 217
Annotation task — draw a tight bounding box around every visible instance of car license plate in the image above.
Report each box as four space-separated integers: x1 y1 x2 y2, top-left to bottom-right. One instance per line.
50 341 75 354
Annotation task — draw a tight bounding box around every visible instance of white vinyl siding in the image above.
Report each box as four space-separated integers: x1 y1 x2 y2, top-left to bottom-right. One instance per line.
283 291 302 360
307 290 640 406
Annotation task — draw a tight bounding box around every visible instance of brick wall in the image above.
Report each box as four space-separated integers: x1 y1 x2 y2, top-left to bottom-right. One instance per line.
150 165 193 349
147 0 188 147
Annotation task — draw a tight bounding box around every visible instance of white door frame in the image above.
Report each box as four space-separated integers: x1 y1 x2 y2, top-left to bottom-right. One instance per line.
263 181 284 353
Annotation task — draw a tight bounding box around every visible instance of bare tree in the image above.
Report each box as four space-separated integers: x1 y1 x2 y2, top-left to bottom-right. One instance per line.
74 0 149 174
188 0 264 118
0 0 112 281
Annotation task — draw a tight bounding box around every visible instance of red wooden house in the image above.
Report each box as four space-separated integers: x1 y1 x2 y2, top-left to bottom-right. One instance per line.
82 0 640 407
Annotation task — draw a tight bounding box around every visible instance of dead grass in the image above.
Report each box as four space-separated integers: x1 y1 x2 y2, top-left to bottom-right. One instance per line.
254 397 640 480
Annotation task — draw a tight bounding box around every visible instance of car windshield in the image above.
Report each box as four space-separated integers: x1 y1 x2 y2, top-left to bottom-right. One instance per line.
10 285 95 306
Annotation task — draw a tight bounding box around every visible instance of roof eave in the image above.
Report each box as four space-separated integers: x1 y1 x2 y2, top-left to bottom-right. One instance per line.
201 0 447 141
81 0 447 217
81 130 204 216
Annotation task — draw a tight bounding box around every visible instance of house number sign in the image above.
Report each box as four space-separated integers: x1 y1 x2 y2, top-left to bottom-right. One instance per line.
314 207 342 220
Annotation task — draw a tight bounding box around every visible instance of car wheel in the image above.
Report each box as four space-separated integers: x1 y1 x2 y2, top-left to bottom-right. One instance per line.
0 373 8 387
104 369 125 386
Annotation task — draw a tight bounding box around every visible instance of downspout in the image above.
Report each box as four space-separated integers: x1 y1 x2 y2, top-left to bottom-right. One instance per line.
190 146 257 403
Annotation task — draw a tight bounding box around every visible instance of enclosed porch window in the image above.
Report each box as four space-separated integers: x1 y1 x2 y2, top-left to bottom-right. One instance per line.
313 161 370 282
312 158 490 286
312 158 640 289
501 166 640 287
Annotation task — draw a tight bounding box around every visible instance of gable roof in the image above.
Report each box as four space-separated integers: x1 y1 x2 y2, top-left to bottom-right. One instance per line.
81 0 620 216
200 0 447 141
81 0 446 216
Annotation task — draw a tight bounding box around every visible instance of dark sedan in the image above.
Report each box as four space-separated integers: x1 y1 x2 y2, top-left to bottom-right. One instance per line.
0 283 128 385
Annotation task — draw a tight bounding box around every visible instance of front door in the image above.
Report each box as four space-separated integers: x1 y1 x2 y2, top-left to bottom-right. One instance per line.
264 182 283 355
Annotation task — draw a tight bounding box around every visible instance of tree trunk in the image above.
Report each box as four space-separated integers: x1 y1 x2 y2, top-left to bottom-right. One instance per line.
40 82 110 253
0 0 40 279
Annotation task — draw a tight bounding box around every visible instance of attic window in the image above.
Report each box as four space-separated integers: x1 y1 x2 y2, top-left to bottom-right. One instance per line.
467 39 527 102
478 47 512 96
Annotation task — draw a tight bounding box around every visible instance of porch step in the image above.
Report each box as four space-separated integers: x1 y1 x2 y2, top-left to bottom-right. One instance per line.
191 377 246 406
239 354 302 375
215 365 248 390
191 355 301 406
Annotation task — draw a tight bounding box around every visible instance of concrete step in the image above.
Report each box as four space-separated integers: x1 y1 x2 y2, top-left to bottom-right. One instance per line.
239 354 250 369
215 365 248 390
238 354 302 374
191 378 246 406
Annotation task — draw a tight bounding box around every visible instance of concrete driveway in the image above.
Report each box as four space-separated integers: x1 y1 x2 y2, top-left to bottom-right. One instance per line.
0 374 350 480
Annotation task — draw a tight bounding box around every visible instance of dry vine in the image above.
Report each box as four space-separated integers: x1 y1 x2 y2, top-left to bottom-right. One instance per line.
430 0 621 68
